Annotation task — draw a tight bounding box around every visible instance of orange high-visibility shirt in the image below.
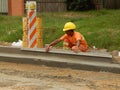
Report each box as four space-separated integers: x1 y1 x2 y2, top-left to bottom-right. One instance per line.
60 31 88 47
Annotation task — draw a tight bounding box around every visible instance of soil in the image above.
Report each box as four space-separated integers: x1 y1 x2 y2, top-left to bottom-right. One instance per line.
0 61 119 90
0 42 11 46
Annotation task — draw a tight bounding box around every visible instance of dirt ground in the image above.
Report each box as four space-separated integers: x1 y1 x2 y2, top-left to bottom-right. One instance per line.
0 61 119 90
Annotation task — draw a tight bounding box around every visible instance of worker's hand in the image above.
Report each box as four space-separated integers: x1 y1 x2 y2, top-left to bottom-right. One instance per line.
72 46 80 53
46 45 52 52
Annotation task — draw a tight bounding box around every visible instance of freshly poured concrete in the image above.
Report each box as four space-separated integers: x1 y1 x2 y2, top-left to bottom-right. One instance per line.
0 46 119 73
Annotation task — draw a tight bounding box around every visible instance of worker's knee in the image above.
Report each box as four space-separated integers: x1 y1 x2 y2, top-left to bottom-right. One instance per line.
63 39 71 49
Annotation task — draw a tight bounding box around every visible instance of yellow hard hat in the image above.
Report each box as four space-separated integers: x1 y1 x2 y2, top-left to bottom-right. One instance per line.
63 22 76 31
30 3 36 10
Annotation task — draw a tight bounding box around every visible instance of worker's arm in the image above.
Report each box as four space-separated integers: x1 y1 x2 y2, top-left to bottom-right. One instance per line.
46 39 62 52
76 40 81 47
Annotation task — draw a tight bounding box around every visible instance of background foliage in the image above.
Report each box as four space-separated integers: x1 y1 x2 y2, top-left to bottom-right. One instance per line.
0 10 120 51
66 0 95 11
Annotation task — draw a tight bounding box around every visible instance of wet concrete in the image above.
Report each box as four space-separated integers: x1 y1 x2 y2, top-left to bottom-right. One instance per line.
0 46 120 73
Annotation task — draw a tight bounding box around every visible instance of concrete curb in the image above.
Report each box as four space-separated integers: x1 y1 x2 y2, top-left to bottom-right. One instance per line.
0 46 120 73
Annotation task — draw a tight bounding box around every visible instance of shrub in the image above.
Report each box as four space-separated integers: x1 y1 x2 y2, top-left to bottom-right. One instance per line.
66 0 94 11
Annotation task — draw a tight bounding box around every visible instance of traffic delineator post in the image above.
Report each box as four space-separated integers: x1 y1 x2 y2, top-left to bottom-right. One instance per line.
22 1 43 48
28 10 37 48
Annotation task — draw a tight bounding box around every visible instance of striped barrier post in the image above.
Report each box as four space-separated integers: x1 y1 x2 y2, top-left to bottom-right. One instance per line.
28 10 37 48
23 1 43 48
27 1 37 48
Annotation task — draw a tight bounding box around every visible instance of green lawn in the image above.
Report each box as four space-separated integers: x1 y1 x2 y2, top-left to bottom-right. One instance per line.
0 9 120 51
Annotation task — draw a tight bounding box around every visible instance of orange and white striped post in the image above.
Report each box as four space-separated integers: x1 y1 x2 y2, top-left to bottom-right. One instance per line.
27 1 37 48
23 1 43 48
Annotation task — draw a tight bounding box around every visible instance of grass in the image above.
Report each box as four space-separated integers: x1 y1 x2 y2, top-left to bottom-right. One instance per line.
0 15 22 42
0 9 120 51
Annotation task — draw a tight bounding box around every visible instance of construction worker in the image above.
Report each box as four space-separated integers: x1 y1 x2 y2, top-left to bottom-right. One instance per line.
46 22 89 53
